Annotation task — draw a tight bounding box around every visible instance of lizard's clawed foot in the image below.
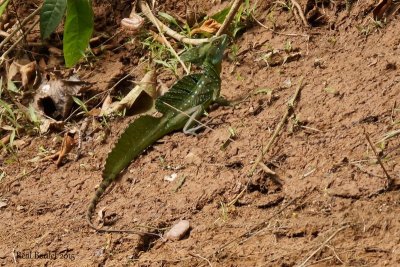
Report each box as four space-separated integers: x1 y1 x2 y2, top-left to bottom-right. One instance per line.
213 96 232 107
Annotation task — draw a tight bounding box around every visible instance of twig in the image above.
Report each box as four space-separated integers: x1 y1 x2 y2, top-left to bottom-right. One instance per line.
258 162 276 175
297 225 350 267
214 195 300 256
12 248 17 264
216 0 243 36
138 0 209 45
189 252 213 267
249 76 304 176
291 0 309 27
226 77 304 208
0 30 10 38
139 0 244 45
0 5 41 51
251 12 311 38
364 129 393 190
3 166 39 190
140 1 189 75
0 18 39 64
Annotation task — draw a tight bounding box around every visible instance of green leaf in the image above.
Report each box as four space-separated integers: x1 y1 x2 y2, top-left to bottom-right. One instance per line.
63 0 93 67
72 96 88 113
211 6 230 24
28 104 40 125
40 0 67 39
158 11 179 28
0 0 9 17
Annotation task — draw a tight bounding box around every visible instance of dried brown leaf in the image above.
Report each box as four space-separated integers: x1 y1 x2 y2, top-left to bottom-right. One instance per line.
56 131 76 167
19 61 37 88
101 70 157 116
191 19 221 35
34 76 91 119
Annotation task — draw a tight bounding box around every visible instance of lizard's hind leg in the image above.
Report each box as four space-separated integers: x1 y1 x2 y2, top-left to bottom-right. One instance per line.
183 105 204 135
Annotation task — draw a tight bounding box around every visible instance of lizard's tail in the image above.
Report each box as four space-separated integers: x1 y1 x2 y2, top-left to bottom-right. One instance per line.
87 115 169 235
86 178 159 235
86 178 112 232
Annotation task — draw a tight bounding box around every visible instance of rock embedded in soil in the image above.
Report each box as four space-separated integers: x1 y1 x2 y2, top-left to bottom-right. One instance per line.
164 220 190 241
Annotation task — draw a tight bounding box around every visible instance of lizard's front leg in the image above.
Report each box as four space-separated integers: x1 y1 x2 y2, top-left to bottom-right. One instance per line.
213 96 231 107
183 105 204 135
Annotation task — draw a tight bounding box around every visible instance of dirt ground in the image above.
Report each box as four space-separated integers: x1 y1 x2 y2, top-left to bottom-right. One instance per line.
1 0 400 266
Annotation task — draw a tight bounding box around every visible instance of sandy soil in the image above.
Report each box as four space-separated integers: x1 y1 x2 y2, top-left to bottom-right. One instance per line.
1 0 400 266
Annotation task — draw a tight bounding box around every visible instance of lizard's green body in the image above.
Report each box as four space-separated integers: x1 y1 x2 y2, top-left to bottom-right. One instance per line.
87 35 229 233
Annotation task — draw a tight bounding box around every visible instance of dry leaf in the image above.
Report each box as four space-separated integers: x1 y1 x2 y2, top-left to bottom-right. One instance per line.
191 19 221 35
56 131 76 167
39 119 64 134
101 70 157 116
100 94 112 115
48 46 63 56
19 62 38 88
34 76 91 119
0 201 7 209
7 60 40 89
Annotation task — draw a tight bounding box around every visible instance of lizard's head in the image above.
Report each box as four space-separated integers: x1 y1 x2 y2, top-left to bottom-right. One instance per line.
180 34 229 66
207 34 229 65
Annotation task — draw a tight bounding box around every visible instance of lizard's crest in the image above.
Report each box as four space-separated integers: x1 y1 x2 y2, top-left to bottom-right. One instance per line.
180 34 229 66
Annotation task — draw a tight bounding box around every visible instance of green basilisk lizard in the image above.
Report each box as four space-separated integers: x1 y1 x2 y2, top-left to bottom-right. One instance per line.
87 34 229 233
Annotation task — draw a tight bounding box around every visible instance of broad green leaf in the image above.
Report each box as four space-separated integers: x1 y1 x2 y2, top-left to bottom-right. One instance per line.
0 0 9 17
63 0 93 67
40 0 67 39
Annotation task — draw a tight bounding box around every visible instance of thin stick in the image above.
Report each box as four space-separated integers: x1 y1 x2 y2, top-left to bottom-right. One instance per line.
215 196 300 255
364 129 393 189
139 0 244 45
140 1 189 74
297 225 350 267
216 0 243 36
291 0 309 27
249 76 304 176
0 19 39 64
3 166 39 190
188 252 213 267
138 0 209 45
0 5 41 50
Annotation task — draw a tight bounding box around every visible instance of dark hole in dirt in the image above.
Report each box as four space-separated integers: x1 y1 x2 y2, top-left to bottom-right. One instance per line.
136 233 160 253
311 230 319 238
112 74 135 96
289 231 306 238
386 62 397 70
225 161 244 169
125 92 154 116
359 115 379 124
248 183 269 194
37 97 58 119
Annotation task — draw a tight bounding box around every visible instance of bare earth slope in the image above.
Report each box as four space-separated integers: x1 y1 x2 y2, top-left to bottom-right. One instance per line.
1 1 400 266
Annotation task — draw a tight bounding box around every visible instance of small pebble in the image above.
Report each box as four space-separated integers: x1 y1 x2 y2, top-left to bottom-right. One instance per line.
164 220 190 241
164 173 177 182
